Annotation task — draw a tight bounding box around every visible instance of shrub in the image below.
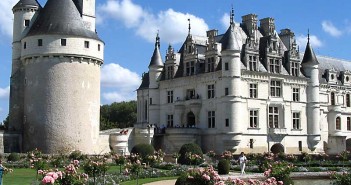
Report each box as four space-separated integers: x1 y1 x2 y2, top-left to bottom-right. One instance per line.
7 153 20 162
130 143 155 160
217 159 230 175
178 143 203 165
175 174 188 185
69 150 86 160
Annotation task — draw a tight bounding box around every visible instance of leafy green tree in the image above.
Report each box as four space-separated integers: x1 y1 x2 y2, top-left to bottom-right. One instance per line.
100 101 137 130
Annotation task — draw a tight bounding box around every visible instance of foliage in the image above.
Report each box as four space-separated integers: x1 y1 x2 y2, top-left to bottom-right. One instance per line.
263 161 294 185
8 153 21 162
27 148 48 171
206 151 216 159
68 150 86 161
330 170 351 185
112 153 126 173
131 143 155 160
221 150 233 160
83 156 109 184
217 159 230 175
178 143 203 165
39 160 88 185
100 101 137 130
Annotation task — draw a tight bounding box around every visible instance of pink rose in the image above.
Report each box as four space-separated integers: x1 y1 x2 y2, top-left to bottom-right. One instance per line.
41 175 55 184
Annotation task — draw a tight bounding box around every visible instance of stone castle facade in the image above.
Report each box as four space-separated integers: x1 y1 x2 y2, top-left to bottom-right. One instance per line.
136 10 351 155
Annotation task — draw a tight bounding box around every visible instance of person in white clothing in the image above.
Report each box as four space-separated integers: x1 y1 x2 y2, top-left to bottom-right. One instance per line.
238 152 247 175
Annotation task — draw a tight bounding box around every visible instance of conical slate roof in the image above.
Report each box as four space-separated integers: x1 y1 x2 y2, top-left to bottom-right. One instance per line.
13 0 41 10
220 24 240 51
26 0 100 40
302 39 319 65
148 35 163 67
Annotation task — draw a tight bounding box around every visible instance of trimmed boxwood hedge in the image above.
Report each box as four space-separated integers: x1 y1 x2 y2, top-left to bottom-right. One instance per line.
178 143 203 165
217 159 230 174
131 143 155 159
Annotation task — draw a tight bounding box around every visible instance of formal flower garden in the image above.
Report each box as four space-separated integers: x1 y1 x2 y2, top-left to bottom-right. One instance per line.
2 143 351 185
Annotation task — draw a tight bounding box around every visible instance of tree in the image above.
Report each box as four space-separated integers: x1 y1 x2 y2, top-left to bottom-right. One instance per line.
100 101 137 130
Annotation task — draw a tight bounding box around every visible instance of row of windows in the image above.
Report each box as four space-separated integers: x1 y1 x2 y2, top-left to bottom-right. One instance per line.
165 109 301 129
23 39 101 51
331 92 351 107
165 82 300 103
335 117 351 131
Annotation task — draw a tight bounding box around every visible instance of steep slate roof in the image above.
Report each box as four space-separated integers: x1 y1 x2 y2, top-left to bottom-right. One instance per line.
26 0 100 40
220 24 241 51
148 45 163 67
13 0 41 9
138 73 149 90
301 40 319 65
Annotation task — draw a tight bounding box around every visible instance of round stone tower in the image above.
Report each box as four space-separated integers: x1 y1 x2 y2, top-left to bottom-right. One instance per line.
18 0 104 154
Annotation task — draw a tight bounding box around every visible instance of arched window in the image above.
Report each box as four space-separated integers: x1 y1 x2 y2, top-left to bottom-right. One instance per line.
331 92 335 105
336 117 341 130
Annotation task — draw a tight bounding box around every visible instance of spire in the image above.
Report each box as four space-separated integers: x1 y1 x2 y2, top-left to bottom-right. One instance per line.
220 23 240 51
302 30 319 65
149 33 164 68
155 30 160 48
230 5 234 25
188 18 191 35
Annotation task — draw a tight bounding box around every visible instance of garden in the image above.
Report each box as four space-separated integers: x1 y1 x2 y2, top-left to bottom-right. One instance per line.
2 143 351 185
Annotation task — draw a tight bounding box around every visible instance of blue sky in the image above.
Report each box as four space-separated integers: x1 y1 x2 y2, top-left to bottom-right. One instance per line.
0 0 351 122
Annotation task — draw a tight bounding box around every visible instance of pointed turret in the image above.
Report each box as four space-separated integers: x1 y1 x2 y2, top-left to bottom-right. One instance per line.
148 33 163 68
221 7 240 51
301 32 319 65
13 0 41 10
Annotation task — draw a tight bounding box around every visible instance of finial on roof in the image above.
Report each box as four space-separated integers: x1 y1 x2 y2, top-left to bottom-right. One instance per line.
307 29 310 43
230 5 234 24
188 18 191 35
155 30 160 48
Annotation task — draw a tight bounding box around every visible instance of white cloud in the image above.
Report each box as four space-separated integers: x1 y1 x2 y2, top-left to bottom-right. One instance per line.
100 63 141 103
322 21 342 37
0 0 17 37
296 34 323 50
0 86 10 100
221 13 230 29
98 0 209 44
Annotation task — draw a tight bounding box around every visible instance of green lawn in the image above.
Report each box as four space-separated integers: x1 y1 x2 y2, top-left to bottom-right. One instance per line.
3 168 37 185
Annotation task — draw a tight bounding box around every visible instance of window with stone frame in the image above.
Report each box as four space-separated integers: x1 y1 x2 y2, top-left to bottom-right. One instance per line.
249 55 258 71
207 84 215 99
347 117 351 131
208 111 215 128
292 112 300 129
38 39 43 46
24 19 30 27
270 80 281 97
291 62 299 76
336 117 341 130
225 88 229 96
167 90 173 103
187 89 196 99
346 94 350 107
249 83 258 98
167 114 174 127
185 61 195 76
331 92 336 105
166 66 174 79
269 58 280 73
293 88 299 102
225 62 229 70
207 57 215 72
269 106 279 128
249 110 258 128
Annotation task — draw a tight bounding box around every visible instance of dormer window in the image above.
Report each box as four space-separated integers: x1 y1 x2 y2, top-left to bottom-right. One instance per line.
269 58 280 73
185 61 195 76
207 57 215 72
248 55 258 71
24 20 30 27
166 66 174 79
291 62 299 76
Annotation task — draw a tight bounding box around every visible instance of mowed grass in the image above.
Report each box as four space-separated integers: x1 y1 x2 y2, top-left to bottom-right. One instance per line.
3 168 37 185
2 166 176 185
